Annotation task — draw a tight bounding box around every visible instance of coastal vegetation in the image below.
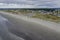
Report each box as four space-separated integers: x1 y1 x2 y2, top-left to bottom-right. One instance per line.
3 8 60 23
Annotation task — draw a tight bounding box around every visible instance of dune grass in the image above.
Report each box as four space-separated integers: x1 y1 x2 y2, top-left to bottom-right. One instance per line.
5 10 32 14
32 13 60 23
4 10 60 23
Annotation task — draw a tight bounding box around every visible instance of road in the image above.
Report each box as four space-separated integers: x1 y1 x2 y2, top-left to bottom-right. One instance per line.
0 12 60 40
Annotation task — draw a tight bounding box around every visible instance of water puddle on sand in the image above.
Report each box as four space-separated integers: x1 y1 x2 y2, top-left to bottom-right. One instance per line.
0 15 25 40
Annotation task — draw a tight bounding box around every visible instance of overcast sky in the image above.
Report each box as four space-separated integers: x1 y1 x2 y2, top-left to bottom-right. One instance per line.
0 0 60 8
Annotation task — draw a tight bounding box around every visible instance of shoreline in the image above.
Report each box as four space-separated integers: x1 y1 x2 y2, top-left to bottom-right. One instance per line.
0 11 60 31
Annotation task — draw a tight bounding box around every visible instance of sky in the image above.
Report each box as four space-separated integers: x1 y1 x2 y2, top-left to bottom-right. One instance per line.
0 0 60 8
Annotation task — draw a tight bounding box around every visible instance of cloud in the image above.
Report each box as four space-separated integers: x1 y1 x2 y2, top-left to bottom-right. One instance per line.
0 0 60 8
0 3 35 8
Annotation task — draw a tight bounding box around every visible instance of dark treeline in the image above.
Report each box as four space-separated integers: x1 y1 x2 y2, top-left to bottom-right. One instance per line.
0 8 59 12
